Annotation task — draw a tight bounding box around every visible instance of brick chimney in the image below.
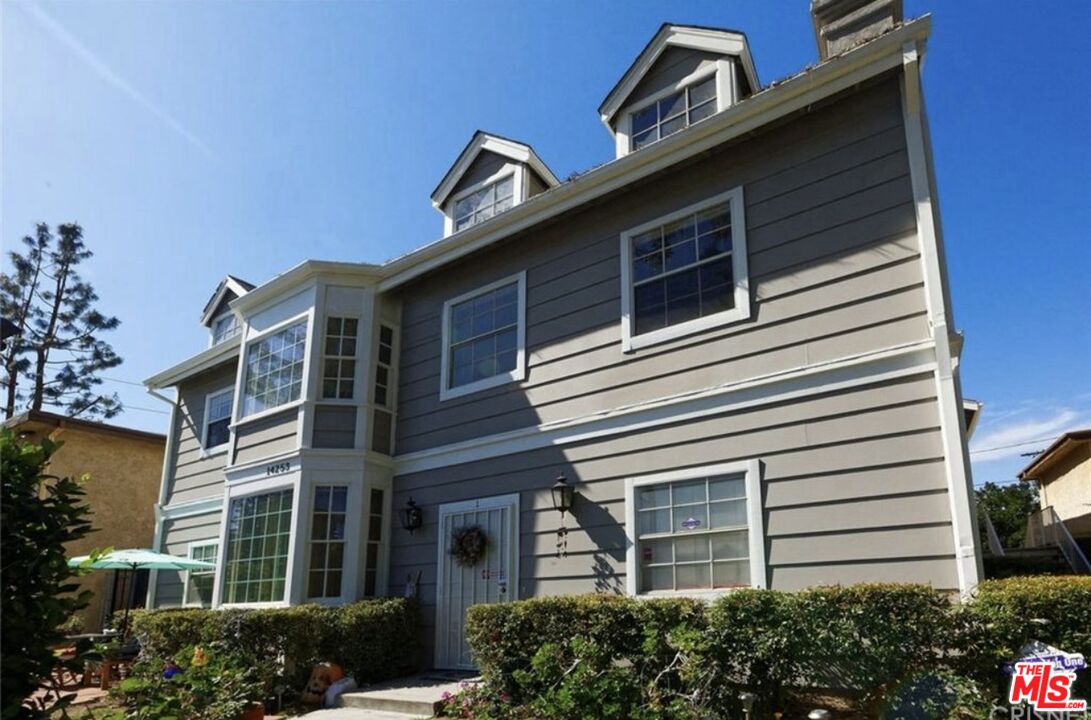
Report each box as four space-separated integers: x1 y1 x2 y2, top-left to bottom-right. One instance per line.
810 0 903 61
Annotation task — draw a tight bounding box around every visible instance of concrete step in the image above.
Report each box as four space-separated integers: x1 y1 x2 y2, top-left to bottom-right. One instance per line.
339 673 475 718
302 709 422 720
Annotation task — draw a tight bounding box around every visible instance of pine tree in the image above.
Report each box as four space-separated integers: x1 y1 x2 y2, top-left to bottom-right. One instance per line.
1 223 123 419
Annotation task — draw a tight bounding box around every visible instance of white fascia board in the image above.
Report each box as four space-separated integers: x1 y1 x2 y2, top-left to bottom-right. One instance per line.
598 25 760 129
229 260 382 318
144 336 241 390
200 276 253 326
381 17 930 292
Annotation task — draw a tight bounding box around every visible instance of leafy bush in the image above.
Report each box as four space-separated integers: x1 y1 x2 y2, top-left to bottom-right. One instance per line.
463 579 1091 718
130 598 419 690
0 430 99 719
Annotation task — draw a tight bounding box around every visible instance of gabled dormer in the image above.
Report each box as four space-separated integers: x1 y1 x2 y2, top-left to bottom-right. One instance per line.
431 131 559 237
200 275 255 347
599 24 760 159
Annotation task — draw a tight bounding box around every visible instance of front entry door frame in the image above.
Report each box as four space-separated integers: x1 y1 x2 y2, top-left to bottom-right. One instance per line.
434 493 520 670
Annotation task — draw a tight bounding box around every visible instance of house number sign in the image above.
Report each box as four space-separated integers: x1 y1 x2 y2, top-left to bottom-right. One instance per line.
265 462 291 476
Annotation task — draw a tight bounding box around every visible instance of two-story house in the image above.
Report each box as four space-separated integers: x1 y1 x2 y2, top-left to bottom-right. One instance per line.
145 0 983 670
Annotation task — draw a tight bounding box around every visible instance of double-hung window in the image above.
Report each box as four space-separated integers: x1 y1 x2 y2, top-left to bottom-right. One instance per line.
308 486 347 599
627 461 765 596
630 75 717 151
440 272 526 400
241 320 307 417
322 317 358 400
621 187 749 351
185 541 218 607
222 489 293 604
454 174 515 232
202 388 233 452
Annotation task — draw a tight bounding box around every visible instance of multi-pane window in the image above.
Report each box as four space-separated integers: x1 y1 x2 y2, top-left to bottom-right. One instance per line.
636 474 750 593
447 281 519 389
185 542 218 607
630 76 717 151
322 317 358 400
454 175 515 231
242 321 307 417
212 313 240 345
203 389 233 450
308 486 347 599
630 201 734 336
374 325 394 407
222 489 293 604
363 489 384 596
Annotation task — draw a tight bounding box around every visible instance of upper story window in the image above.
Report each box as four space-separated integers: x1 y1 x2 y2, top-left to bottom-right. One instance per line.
440 272 526 401
321 317 358 400
374 325 394 407
620 187 750 352
630 76 717 151
454 175 515 232
202 387 233 452
627 460 764 597
241 320 307 417
211 313 240 345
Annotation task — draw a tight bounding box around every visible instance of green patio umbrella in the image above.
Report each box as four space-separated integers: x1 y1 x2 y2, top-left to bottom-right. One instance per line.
69 548 216 636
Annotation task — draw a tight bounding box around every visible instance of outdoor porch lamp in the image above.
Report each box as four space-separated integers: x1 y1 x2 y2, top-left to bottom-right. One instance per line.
551 473 576 558
399 498 423 534
550 473 575 517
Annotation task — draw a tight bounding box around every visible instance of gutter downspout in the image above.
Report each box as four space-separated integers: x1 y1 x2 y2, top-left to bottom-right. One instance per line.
900 41 984 596
144 386 179 609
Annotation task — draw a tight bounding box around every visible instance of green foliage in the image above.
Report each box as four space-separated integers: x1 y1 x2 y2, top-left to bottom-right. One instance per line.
1 222 123 419
463 579 1091 718
975 481 1037 549
110 642 267 720
1 430 100 719
129 598 420 691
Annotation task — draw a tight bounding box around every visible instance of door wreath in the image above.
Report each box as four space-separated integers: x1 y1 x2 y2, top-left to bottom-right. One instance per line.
449 525 488 566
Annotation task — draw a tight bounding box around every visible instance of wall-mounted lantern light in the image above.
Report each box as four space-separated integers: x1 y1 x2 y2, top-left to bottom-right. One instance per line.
550 473 575 517
399 498 423 534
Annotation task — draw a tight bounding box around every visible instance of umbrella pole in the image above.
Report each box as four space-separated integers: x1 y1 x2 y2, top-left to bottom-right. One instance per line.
120 564 135 639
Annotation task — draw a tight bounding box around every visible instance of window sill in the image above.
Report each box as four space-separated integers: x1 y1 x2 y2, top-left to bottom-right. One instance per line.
217 600 289 610
623 305 750 353
231 399 305 429
635 586 753 602
199 445 229 460
440 368 525 402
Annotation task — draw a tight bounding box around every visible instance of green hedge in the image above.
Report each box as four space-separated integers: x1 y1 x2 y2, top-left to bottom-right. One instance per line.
130 598 419 688
463 578 1091 719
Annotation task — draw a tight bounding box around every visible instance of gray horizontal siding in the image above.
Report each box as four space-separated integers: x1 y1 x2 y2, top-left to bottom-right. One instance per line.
155 511 222 608
313 404 356 449
234 409 298 465
164 362 236 506
394 75 923 455
388 372 958 639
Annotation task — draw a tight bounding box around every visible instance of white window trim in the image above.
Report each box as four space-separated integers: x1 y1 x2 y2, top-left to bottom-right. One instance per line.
215 478 299 609
619 186 750 353
439 271 527 402
209 311 240 348
624 459 766 599
236 312 312 425
616 63 723 158
320 315 360 402
443 166 526 237
183 539 219 607
304 483 352 603
200 385 234 458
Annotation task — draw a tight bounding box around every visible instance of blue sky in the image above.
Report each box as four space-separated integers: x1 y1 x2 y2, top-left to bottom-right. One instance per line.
3 1 1089 487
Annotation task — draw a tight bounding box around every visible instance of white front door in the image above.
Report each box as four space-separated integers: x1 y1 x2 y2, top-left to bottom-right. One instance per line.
435 493 519 670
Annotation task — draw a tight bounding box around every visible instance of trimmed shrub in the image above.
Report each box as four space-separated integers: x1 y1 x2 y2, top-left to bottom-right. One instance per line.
130 598 419 689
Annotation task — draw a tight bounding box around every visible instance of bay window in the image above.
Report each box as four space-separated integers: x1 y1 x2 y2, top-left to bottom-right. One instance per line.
241 320 307 417
222 489 293 604
308 486 347 599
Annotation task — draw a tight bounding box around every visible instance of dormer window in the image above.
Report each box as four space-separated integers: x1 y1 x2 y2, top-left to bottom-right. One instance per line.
454 174 515 231
211 313 239 345
630 76 717 151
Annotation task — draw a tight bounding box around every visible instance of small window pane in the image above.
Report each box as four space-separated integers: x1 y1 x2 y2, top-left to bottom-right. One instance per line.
672 480 706 505
710 499 747 529
674 536 710 563
689 77 716 105
713 560 749 588
660 114 686 138
710 476 745 501
641 538 672 564
642 566 673 592
639 508 671 535
676 563 711 590
658 90 686 120
632 127 657 150
689 99 716 123
673 506 708 533
712 530 748 560
631 104 658 134
638 485 670 509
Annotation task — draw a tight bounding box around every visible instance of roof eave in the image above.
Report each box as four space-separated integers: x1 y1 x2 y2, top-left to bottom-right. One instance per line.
1018 429 1091 481
144 336 241 390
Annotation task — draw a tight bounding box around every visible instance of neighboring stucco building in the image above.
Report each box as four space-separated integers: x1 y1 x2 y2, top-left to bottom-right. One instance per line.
145 0 984 670
4 409 165 632
1019 429 1091 557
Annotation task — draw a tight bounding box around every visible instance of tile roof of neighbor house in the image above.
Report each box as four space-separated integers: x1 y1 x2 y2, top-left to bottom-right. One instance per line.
3 408 166 445
1018 428 1091 481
